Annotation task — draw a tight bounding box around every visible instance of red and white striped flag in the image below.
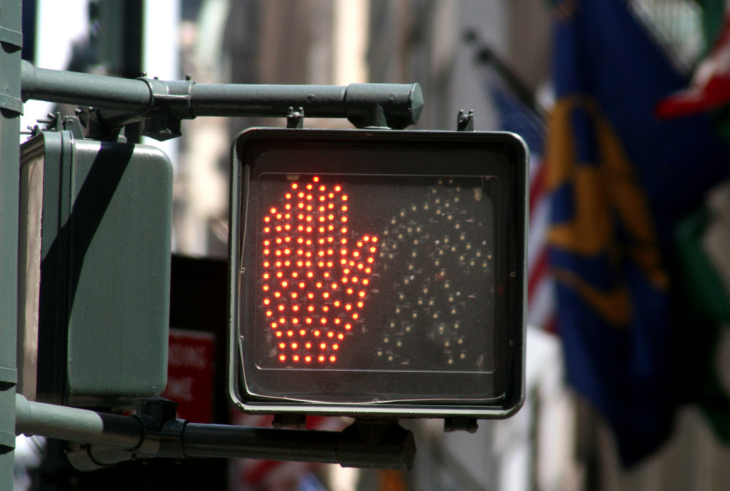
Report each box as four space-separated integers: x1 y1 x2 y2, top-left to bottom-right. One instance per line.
491 85 556 332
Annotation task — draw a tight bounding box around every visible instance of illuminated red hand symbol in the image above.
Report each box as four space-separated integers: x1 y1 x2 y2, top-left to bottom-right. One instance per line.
260 176 378 365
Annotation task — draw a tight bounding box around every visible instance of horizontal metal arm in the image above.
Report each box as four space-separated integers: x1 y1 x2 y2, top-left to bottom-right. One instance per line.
15 395 415 471
20 61 423 132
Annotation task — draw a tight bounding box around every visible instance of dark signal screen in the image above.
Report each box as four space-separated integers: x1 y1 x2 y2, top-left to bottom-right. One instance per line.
252 173 499 374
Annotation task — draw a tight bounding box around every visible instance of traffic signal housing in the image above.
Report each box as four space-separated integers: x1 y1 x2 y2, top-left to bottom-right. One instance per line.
17 130 172 408
228 128 527 419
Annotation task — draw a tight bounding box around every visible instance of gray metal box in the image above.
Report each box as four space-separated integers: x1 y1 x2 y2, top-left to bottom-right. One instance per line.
18 131 172 407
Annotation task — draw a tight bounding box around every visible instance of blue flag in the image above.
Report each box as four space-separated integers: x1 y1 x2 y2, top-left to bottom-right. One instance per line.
547 0 730 466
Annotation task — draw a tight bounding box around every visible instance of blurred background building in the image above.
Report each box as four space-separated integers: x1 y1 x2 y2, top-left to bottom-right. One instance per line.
17 0 730 490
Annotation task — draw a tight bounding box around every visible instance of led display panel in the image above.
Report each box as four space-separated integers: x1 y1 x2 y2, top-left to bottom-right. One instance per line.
229 129 527 419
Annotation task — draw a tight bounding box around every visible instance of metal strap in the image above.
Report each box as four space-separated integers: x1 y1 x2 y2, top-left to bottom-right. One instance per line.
0 25 22 49
0 93 23 115
0 366 16 384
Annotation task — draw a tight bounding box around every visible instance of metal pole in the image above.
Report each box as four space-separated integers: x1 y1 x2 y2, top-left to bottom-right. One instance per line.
20 61 423 129
0 0 22 488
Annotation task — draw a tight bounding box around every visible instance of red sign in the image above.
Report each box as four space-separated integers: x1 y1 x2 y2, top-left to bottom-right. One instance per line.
163 329 216 423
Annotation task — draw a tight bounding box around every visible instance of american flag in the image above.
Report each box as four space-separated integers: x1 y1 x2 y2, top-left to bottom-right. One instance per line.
490 84 556 332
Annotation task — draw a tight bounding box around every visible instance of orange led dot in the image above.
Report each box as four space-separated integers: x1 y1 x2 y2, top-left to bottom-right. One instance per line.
292 183 298 189
264 217 270 223
327 237 334 243
330 356 336 362
282 281 288 287
334 301 341 307
367 257 374 263
306 318 312 324
263 285 270 291
337 333 344 340
329 193 334 198
291 342 298 349
357 263 363 269
318 356 325 362
369 247 376 253
316 282 322 288
319 206 325 212
323 306 329 312
300 330 306 335
307 272 314 278
372 237 378 243
319 227 325 233
334 318 341 324
340 249 347 255
307 195 313 200
357 242 363 248
318 238 325 245
362 279 369 285
264 249 270 255
305 356 311 363
314 331 321 337
292 306 300 312
292 317 299 322
328 225 334 231
271 322 278 328
350 261 356 266
328 214 334 220
285 193 292 199
353 252 360 258
293 355 300 361
313 177 320 182
342 217 348 222
319 185 325 191
296 250 303 256
340 259 347 265
341 228 348 234
264 262 270 268
275 261 282 267
335 186 341 191
357 302 364 308
287 330 294 337
264 299 270 305
306 342 312 349
347 288 354 295
319 216 325 222
329 203 334 209
320 318 327 324
279 355 286 362
284 260 291 266
333 344 339 350
345 304 352 310
276 272 283 278
298 192 304 198
342 195 348 201
305 252 312 257
345 324 352 330
307 185 313 190
323 292 330 299
319 196 325 202
285 214 291 219
341 277 348 283
276 331 283 337
308 293 314 299
331 283 338 289
278 305 285 311
352 313 359 319
341 238 347 244
298 203 304 208
266 311 272 317
306 227 312 233
305 261 312 267
264 228 270 233
352 277 358 283
318 251 324 257
327 249 334 255
279 343 286 349
276 238 283 244
365 268 371 274
297 238 304 244
343 269 350 275
276 214 282 219
320 343 326 349
297 261 303 267
358 291 365 297
270 208 277 214
308 306 315 312
263 273 270 279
